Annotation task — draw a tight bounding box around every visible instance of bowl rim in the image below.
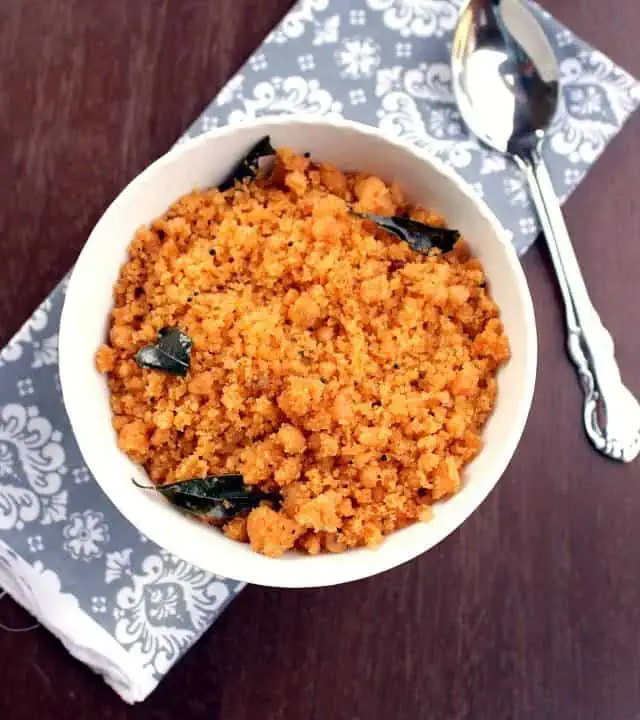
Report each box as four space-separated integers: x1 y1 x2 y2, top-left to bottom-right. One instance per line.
59 114 537 587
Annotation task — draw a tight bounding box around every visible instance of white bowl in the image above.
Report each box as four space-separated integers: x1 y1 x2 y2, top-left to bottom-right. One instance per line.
60 115 537 588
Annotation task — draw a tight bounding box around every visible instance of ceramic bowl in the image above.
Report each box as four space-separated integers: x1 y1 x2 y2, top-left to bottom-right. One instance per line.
59 115 537 588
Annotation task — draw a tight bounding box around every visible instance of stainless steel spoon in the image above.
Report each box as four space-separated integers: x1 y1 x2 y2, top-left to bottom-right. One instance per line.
452 0 640 462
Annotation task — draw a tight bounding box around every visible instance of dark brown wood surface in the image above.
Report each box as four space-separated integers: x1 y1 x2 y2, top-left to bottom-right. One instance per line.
1 1 639 718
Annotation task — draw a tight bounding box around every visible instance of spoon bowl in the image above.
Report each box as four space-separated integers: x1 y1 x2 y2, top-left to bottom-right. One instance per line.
451 0 559 158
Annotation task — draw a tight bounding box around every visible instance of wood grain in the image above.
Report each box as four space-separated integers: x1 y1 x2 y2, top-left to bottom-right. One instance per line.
0 1 639 718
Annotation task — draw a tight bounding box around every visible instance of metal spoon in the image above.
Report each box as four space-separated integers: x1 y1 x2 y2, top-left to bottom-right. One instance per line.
451 0 640 462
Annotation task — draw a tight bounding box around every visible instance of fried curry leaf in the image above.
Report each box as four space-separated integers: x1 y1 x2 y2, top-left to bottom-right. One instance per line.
353 212 460 254
218 135 276 191
133 474 280 520
135 327 193 376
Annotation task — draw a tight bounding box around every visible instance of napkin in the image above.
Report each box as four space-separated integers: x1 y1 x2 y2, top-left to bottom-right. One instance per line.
1 0 638 704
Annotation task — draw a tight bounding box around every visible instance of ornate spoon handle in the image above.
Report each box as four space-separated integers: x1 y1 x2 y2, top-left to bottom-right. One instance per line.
516 149 640 462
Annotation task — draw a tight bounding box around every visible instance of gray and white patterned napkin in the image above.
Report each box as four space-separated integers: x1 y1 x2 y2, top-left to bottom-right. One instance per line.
0 0 638 704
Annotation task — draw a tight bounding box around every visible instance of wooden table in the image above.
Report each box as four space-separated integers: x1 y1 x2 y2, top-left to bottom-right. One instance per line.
1 1 639 718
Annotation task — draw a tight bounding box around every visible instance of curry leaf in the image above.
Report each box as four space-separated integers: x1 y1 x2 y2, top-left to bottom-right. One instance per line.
353 212 459 254
135 327 193 376
133 474 280 520
218 136 276 191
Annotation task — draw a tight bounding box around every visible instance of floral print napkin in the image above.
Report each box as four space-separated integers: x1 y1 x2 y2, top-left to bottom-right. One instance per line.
0 0 638 704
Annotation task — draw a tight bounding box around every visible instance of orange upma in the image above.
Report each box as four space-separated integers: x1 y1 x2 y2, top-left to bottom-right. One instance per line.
96 147 510 557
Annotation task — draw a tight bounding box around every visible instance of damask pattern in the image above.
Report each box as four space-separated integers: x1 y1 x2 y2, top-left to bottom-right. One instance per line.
0 0 637 705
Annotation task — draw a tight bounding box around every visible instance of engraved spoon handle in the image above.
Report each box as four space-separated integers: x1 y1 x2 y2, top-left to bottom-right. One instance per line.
516 149 640 462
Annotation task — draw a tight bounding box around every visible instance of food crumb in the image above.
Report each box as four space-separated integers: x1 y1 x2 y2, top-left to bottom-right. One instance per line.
246 505 302 557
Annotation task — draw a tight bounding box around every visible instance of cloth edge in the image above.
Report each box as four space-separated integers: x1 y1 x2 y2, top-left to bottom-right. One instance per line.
0 537 157 704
